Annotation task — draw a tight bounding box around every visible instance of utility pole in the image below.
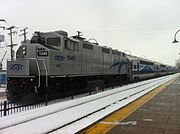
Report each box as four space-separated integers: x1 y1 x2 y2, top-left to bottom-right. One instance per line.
20 27 28 42
6 26 17 61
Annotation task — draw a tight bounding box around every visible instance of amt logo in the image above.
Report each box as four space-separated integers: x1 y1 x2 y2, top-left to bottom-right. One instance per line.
9 64 24 72
54 56 65 62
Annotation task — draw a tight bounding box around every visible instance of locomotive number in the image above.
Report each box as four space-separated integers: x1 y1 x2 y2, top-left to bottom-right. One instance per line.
67 55 75 61
38 51 48 56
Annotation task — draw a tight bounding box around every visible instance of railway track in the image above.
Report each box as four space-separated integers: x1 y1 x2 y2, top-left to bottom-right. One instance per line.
0 74 176 134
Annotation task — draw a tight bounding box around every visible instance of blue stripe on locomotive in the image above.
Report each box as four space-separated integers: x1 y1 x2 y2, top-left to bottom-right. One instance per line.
109 60 127 73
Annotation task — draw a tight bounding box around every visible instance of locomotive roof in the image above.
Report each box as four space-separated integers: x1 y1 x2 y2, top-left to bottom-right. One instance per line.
32 30 125 54
33 31 63 38
127 55 155 63
127 55 167 66
67 36 80 42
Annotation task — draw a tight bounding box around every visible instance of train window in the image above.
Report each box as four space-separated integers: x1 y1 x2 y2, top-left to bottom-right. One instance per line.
70 41 75 50
31 36 45 45
160 64 166 68
83 43 93 50
65 40 70 49
140 60 153 65
117 51 121 56
39 37 45 45
47 37 61 46
65 40 78 51
112 50 121 55
122 52 126 57
112 50 116 55
102 47 110 54
134 65 137 69
112 50 118 55
30 36 38 43
75 42 79 51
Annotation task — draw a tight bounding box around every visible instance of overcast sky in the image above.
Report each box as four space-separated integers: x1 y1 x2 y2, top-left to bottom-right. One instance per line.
0 0 180 67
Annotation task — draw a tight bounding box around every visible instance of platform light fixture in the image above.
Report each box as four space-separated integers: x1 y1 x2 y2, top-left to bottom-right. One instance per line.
172 29 180 44
124 50 131 55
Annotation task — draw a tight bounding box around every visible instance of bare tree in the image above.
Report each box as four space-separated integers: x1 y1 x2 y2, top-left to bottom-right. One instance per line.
175 59 180 71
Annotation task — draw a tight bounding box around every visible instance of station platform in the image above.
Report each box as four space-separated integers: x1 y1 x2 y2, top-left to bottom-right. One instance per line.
83 75 180 134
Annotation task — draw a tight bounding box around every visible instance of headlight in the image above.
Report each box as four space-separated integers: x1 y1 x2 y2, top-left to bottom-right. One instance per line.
23 51 26 55
22 46 27 55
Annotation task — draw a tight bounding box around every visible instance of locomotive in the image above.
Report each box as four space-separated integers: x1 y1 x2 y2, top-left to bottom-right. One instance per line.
7 30 130 101
6 30 175 102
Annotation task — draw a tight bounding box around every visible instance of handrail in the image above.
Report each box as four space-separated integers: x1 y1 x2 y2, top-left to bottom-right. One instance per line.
38 59 48 87
28 58 41 88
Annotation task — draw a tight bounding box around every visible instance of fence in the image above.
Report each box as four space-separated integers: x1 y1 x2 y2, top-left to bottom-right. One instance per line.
0 91 92 117
0 100 46 117
0 79 129 118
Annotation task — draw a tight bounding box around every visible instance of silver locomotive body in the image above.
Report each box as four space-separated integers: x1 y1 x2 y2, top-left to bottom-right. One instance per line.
7 30 129 101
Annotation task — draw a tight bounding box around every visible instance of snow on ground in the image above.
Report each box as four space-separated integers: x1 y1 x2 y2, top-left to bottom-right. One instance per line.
0 74 177 134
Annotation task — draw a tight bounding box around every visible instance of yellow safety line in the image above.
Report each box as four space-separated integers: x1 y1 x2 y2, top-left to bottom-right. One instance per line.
0 96 6 100
83 77 176 134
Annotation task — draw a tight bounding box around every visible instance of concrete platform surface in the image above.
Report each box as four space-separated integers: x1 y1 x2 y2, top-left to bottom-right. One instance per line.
108 76 180 134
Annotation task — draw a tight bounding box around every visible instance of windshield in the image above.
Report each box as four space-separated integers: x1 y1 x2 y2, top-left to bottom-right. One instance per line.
30 36 45 45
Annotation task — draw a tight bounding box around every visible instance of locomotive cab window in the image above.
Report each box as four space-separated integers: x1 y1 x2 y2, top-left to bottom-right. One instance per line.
31 36 45 45
30 36 38 43
47 37 61 46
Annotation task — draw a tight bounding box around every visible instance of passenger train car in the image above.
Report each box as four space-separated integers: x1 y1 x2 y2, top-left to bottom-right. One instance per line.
127 55 157 79
127 55 176 80
7 30 130 101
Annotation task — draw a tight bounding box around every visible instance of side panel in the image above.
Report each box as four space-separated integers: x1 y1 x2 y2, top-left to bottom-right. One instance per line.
49 51 64 76
62 50 79 75
7 60 29 76
82 49 92 74
107 55 128 75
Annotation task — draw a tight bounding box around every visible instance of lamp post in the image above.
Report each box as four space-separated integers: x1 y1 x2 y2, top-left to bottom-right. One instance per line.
172 29 180 43
140 55 147 59
88 38 99 45
124 50 131 55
